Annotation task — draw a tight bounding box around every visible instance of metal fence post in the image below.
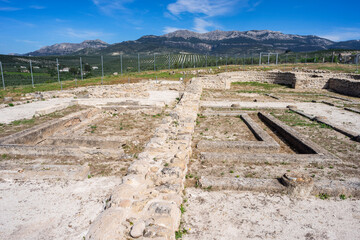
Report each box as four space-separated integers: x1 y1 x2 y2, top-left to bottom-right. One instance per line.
101 55 104 85
56 58 60 84
267 54 270 65
0 61 4 90
138 53 140 72
30 60 34 88
259 53 262 65
120 54 123 76
276 53 278 65
80 57 83 81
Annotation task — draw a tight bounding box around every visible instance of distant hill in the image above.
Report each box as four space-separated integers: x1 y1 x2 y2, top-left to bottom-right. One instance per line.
25 30 360 56
25 39 109 56
328 40 360 50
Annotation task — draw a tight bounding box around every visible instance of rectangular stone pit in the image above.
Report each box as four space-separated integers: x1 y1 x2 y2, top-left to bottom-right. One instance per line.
0 104 166 179
197 113 280 153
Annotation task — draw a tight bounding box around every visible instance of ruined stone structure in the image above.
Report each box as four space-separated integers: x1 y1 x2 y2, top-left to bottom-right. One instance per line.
1 71 359 240
202 70 360 96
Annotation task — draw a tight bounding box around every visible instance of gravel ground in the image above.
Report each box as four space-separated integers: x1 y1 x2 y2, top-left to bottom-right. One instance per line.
0 177 122 240
0 98 73 124
296 103 360 135
182 188 360 240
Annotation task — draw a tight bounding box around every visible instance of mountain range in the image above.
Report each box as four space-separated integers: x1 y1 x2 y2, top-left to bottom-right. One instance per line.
25 30 360 56
26 40 109 56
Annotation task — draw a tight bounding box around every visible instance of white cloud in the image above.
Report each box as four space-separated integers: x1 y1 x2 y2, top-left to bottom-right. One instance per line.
247 0 262 12
0 7 21 11
167 0 248 17
15 39 40 44
29 5 46 10
92 0 134 16
60 28 107 39
166 0 257 33
55 18 67 23
163 26 182 34
193 18 215 33
320 28 360 42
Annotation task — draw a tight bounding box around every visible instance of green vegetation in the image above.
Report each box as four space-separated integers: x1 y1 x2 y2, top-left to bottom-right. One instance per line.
11 118 35 126
152 113 162 118
186 173 194 179
339 194 346 200
175 228 188 239
317 65 357 73
318 193 330 200
180 204 186 214
231 81 290 90
89 125 97 133
274 110 331 128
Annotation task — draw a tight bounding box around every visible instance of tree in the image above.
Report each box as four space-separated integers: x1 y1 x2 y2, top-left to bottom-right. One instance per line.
47 68 56 77
69 67 78 76
84 64 92 72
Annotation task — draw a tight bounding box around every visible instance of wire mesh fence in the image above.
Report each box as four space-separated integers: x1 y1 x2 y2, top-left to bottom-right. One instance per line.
0 52 359 90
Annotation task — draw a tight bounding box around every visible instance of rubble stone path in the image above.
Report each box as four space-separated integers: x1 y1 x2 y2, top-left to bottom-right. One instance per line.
86 78 203 239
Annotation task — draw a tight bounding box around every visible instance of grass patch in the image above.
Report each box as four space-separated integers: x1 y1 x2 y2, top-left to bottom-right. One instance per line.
231 81 289 90
175 228 188 239
318 193 330 200
275 110 331 128
11 118 35 126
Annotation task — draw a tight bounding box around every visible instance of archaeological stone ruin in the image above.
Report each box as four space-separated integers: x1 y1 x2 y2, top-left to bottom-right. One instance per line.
0 69 359 239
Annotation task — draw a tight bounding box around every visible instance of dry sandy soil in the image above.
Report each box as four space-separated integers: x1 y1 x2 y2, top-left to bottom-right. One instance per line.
182 188 360 240
0 177 122 240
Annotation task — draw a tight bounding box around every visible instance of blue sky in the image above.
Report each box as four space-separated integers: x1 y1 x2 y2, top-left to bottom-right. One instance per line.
0 0 359 54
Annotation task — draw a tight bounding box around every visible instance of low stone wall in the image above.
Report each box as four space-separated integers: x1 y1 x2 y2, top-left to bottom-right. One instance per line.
202 71 297 89
201 70 359 93
226 71 297 87
26 81 184 100
328 78 360 97
86 78 203 240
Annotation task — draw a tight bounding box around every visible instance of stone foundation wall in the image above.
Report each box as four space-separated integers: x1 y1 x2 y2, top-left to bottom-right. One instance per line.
328 78 360 97
201 71 359 96
224 71 297 87
86 78 203 240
